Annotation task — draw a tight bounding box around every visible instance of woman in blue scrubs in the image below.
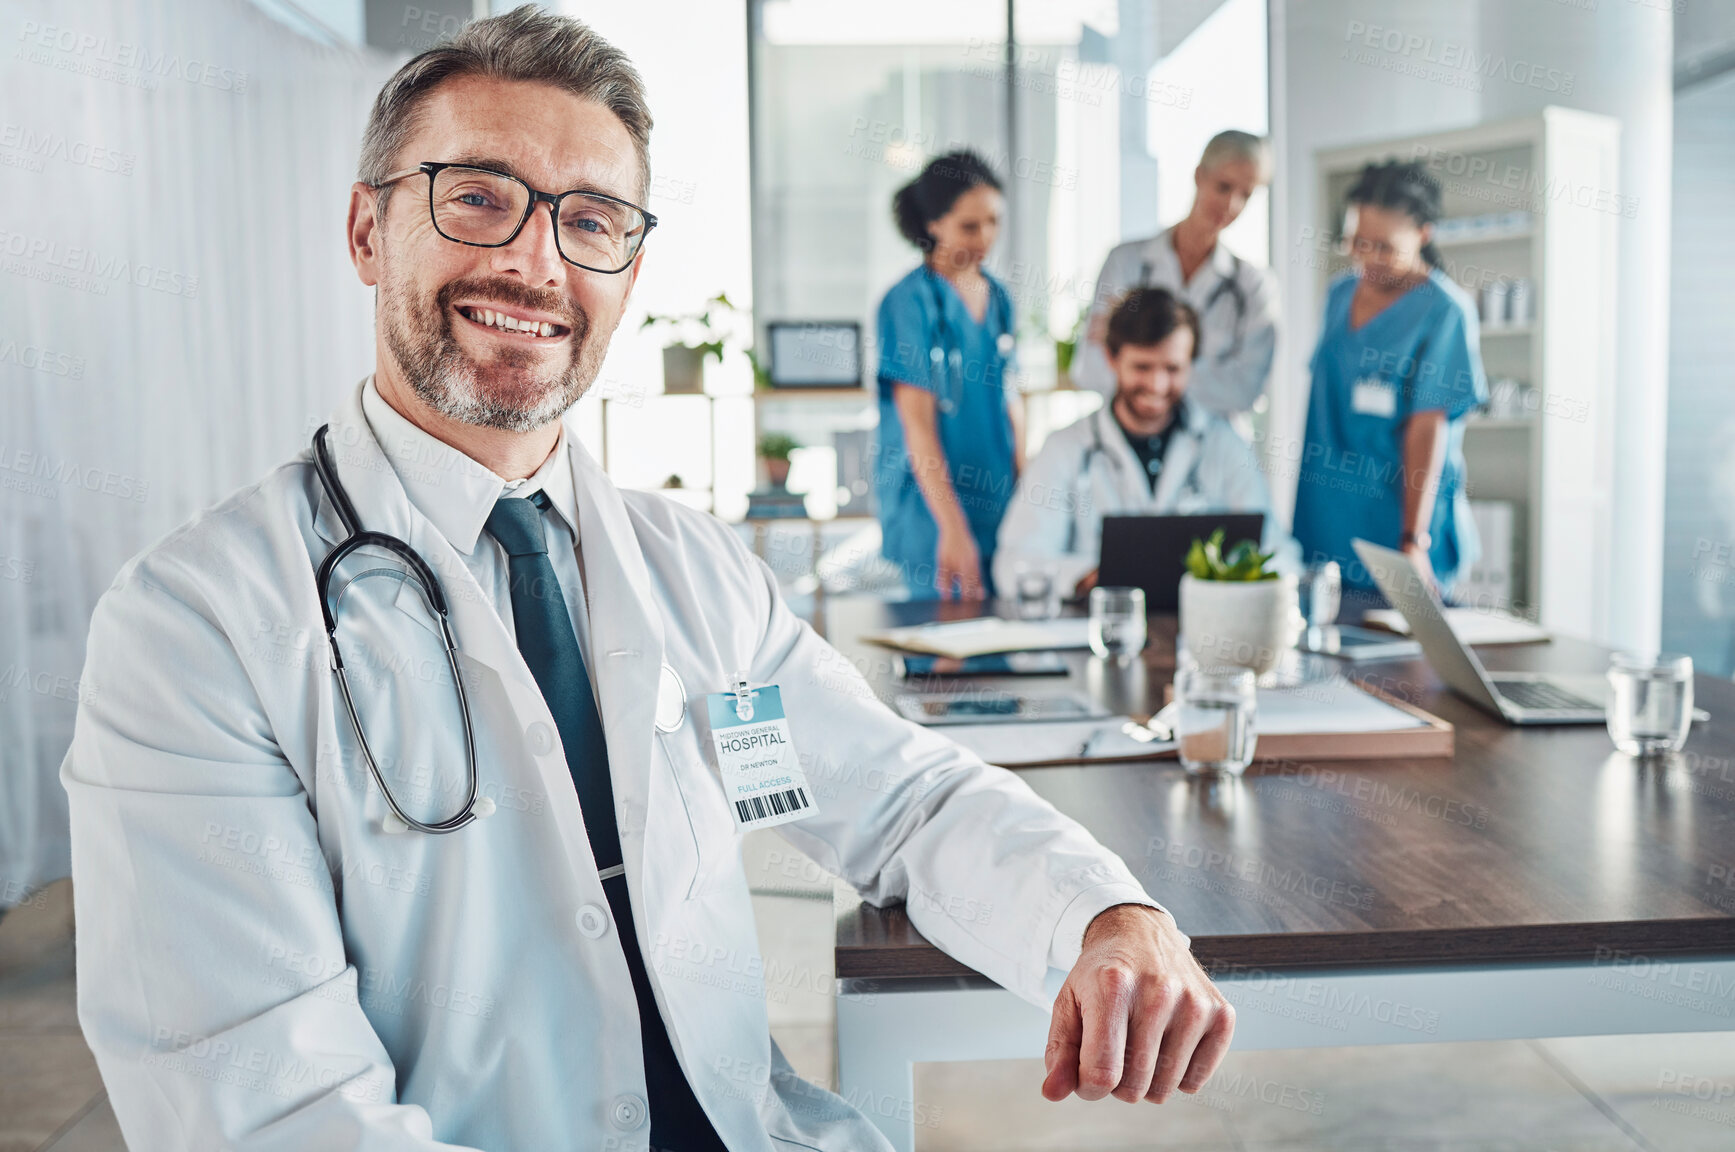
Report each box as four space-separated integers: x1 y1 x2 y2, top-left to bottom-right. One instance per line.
874 150 1021 600
1293 161 1487 595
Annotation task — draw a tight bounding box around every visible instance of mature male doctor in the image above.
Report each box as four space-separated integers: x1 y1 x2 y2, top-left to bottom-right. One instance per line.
1075 131 1278 422
60 9 1232 1152
996 288 1272 598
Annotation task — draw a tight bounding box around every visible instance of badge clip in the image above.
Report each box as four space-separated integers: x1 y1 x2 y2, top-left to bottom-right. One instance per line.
730 672 758 722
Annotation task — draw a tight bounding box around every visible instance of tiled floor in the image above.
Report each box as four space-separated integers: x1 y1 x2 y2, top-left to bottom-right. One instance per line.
6 850 1735 1151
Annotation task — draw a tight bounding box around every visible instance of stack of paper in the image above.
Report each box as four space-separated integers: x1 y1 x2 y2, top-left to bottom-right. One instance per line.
863 616 1092 658
943 717 1171 767
1362 607 1548 646
1255 677 1426 734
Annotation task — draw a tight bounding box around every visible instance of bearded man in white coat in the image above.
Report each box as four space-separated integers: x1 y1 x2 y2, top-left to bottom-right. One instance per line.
996 288 1276 601
60 8 1233 1151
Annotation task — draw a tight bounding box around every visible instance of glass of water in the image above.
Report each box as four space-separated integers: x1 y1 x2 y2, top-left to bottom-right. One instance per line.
1175 666 1258 775
1606 652 1693 757
1089 586 1147 661
1011 561 1058 621
1298 561 1342 630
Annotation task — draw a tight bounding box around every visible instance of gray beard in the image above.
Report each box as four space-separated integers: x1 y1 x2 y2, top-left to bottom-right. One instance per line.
379 266 600 432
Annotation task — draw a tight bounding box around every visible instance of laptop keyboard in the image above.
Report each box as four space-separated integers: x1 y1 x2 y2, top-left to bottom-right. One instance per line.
1496 679 1600 712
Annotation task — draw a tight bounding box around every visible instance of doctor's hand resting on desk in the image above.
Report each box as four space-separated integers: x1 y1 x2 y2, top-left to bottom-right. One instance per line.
1045 904 1235 1104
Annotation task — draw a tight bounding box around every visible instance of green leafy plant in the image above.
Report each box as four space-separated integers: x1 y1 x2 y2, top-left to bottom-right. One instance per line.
640 291 750 366
757 432 800 462
1185 528 1278 581
1054 308 1085 377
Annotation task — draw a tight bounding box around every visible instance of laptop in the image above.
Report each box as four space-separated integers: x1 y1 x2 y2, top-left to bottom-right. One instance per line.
1352 539 1608 724
1098 513 1265 612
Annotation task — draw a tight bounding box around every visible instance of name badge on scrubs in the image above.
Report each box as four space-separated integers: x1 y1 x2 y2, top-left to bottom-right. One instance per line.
1351 377 1397 418
706 678 816 830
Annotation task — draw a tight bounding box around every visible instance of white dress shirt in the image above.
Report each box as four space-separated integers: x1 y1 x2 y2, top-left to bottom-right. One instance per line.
360 379 593 681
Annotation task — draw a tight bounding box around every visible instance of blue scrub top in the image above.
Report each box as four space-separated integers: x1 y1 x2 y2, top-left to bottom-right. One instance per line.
1293 268 1487 592
873 265 1018 598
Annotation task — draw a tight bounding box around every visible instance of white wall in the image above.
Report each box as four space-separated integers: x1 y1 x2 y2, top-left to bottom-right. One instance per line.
559 0 757 506
1270 0 1672 648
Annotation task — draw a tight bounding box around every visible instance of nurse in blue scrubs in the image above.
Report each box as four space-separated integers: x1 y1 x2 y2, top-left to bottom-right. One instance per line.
1293 160 1487 595
874 150 1022 600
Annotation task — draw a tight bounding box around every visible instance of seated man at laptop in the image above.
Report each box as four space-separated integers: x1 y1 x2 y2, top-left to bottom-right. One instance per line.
996 287 1275 597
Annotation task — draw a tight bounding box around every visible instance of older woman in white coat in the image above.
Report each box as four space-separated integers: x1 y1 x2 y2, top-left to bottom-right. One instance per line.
1076 131 1278 425
996 289 1274 599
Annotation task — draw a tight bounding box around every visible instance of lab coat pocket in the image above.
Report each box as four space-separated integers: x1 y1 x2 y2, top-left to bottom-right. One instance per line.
655 724 741 900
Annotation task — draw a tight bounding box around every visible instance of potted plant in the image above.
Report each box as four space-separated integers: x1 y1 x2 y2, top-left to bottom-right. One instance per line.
1177 529 1300 675
757 432 800 490
1054 308 1085 386
640 292 752 395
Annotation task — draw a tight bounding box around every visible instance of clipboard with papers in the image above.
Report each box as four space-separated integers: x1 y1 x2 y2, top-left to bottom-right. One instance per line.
938 675 1453 769
863 616 1093 658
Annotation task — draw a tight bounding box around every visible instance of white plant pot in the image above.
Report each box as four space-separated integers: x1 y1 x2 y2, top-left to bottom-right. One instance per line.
1178 573 1301 676
662 344 706 394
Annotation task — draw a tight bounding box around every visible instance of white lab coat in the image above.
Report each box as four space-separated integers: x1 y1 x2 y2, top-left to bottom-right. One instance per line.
994 402 1274 595
62 381 1159 1152
1076 229 1278 417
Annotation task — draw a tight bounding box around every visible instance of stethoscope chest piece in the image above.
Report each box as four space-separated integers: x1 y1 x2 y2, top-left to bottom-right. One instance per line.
655 664 686 733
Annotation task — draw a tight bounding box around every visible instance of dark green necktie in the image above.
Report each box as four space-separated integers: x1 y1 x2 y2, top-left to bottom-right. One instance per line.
483 493 729 1149
484 492 621 872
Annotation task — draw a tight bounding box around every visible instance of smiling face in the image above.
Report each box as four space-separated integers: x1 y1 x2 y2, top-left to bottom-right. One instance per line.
1110 327 1195 438
926 183 1003 274
1343 202 1432 290
1189 157 1261 235
349 74 645 432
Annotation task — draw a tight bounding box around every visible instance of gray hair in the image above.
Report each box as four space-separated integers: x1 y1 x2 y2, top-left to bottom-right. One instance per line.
1199 130 1272 183
358 5 653 208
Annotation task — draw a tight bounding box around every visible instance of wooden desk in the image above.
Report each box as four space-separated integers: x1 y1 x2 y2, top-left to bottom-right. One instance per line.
824 596 1735 1150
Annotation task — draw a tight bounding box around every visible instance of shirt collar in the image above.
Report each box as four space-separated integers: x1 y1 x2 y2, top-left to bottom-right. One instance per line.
1152 226 1237 284
1113 395 1189 447
360 376 577 555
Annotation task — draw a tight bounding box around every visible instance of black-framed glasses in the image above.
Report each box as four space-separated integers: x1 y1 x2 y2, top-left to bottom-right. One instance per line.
374 161 657 275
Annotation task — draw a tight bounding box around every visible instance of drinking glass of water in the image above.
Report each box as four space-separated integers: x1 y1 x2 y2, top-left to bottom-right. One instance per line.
1088 586 1147 662
1298 561 1342 630
1606 652 1693 757
1175 666 1258 775
1012 561 1058 621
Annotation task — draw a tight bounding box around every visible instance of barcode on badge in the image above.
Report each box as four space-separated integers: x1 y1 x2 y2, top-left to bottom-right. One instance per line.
734 787 810 824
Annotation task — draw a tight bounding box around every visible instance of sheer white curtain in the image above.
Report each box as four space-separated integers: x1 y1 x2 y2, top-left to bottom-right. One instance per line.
1 0 395 908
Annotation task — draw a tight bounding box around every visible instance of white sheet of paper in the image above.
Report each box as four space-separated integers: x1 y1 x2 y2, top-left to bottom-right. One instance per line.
1254 677 1426 734
1362 607 1549 646
866 616 1093 658
943 717 1172 766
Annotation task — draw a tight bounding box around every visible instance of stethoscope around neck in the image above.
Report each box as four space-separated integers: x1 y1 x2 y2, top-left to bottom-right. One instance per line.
924 266 1013 416
1079 404 1208 509
311 423 490 834
1139 251 1248 362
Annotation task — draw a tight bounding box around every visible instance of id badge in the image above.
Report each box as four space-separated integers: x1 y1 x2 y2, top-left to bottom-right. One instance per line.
1351 378 1397 418
705 681 816 830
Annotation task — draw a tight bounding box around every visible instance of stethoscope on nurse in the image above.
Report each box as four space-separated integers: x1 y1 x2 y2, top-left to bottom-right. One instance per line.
923 267 1016 417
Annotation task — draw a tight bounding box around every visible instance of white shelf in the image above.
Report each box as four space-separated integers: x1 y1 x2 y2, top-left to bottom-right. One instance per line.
1435 227 1534 247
